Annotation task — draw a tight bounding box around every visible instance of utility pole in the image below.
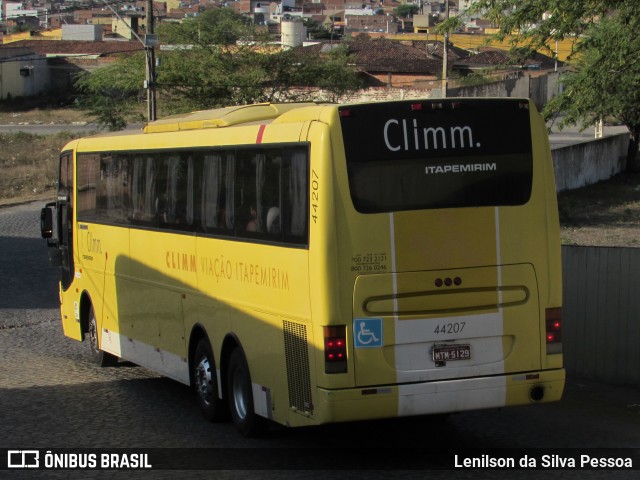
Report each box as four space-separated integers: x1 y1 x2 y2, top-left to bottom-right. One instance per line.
145 0 157 122
103 1 156 122
441 0 449 98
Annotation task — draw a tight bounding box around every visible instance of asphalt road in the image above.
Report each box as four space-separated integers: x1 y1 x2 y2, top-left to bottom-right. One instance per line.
1 201 639 479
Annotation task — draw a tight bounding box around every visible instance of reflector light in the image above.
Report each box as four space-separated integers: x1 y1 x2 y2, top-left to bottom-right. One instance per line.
324 325 347 374
410 103 424 111
339 109 352 118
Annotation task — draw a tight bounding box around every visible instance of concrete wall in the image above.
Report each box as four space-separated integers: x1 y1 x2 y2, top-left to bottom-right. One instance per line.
0 61 24 99
552 133 629 192
282 86 435 103
302 71 560 105
446 71 560 109
447 74 531 101
0 57 51 99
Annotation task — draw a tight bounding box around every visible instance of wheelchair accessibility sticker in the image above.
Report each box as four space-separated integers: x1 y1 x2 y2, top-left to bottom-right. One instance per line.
353 318 383 348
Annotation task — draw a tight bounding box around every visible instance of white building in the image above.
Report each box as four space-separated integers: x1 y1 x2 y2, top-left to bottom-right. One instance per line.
3 1 38 21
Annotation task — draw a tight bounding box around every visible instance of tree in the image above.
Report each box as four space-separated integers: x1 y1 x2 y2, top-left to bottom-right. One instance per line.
468 0 634 48
74 52 146 131
544 13 640 170
465 0 640 169
76 8 362 128
394 4 420 19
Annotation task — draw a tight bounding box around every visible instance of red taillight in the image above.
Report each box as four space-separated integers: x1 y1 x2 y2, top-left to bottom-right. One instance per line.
545 308 562 354
339 108 352 118
324 325 347 374
410 102 424 111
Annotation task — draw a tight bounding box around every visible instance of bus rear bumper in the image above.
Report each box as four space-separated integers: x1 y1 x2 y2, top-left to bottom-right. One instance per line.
313 369 565 424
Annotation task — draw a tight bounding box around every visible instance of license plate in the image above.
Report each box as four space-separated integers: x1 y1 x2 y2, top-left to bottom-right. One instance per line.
433 344 471 362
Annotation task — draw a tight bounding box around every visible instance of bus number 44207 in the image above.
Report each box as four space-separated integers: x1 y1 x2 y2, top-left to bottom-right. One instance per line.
311 169 319 224
434 322 466 335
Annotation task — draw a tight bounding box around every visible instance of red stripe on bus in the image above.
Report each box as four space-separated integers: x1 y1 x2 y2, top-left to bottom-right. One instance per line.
256 124 266 144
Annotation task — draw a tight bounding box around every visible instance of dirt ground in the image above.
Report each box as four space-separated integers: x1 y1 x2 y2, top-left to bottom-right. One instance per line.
558 171 640 247
0 104 89 126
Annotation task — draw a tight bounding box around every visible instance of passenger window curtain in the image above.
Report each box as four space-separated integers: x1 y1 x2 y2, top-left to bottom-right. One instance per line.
289 150 308 236
185 156 194 226
105 155 127 222
225 154 235 230
166 156 181 223
132 156 155 222
255 154 266 232
144 157 155 222
202 154 222 229
131 157 142 220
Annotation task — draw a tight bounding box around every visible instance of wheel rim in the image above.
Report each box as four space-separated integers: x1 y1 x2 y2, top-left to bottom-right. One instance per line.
232 366 248 420
195 357 213 406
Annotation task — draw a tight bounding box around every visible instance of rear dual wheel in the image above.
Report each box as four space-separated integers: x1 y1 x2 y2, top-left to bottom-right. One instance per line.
192 340 267 436
227 348 268 437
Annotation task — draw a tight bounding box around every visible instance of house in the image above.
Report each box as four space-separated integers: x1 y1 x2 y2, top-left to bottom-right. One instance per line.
345 14 398 35
2 1 38 22
0 40 144 96
314 0 345 12
412 14 439 32
298 37 459 87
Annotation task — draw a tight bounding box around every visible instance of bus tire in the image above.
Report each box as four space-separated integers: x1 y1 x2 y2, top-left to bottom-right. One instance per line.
87 306 118 367
193 337 227 422
227 347 268 437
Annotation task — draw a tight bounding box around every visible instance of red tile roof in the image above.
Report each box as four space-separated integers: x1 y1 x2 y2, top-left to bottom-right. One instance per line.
301 38 446 74
0 40 144 57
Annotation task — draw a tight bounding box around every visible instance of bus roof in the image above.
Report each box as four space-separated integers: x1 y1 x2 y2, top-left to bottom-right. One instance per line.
143 102 322 134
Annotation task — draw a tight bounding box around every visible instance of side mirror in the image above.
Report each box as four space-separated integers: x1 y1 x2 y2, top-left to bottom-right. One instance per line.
40 205 54 239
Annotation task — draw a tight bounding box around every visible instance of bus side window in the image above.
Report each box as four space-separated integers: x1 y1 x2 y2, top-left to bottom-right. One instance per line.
97 154 129 224
77 153 99 221
201 152 234 234
157 154 194 229
237 150 283 240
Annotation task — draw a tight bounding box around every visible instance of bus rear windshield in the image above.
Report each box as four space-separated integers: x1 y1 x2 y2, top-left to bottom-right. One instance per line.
339 99 534 213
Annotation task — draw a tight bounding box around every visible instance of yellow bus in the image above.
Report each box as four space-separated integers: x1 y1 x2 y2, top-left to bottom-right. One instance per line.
41 99 564 436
